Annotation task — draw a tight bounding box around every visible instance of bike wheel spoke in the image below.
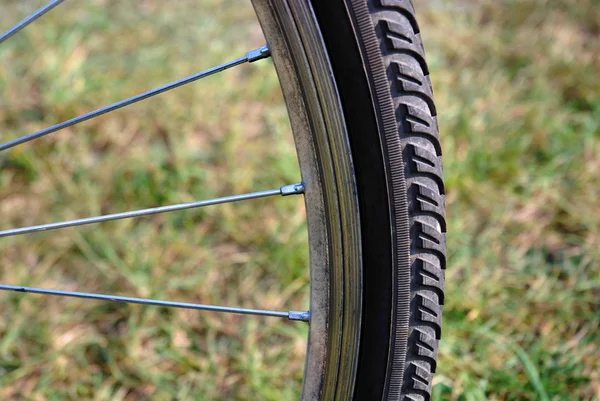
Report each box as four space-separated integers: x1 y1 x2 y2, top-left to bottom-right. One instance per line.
0 0 67 45
0 284 310 321
0 183 303 238
0 45 271 152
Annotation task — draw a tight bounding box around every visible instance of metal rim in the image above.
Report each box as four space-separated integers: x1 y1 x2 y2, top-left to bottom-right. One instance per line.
252 1 363 399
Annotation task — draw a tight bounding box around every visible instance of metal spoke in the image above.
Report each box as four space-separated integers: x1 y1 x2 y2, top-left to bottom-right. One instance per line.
0 284 310 321
0 183 303 238
0 0 67 45
0 45 271 152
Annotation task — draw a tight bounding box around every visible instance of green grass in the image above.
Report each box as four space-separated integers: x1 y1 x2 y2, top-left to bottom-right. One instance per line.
421 1 600 400
0 0 598 400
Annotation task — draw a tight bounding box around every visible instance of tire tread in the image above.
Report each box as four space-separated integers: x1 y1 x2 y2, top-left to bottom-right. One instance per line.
369 1 447 399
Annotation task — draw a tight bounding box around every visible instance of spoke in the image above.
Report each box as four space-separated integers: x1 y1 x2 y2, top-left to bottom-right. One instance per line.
0 284 310 321
0 0 67 45
0 183 303 238
0 45 271 152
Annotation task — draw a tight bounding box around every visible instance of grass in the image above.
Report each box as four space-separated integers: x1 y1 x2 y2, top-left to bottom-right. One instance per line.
421 1 600 400
0 0 598 400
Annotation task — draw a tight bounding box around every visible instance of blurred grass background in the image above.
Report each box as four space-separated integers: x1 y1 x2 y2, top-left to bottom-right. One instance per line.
0 0 598 400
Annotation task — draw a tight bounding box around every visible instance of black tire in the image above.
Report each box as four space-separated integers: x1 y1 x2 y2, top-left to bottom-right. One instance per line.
311 1 446 400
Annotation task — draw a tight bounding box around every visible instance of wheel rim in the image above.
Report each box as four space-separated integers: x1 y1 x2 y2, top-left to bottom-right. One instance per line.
252 1 363 399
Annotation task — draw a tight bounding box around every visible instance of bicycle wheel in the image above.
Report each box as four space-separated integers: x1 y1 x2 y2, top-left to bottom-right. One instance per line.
253 1 446 399
0 0 445 399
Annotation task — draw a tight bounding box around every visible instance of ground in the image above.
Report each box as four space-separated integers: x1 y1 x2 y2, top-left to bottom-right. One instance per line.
0 0 598 400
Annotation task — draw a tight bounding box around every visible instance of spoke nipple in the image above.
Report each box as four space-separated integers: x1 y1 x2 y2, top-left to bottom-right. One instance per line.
247 45 271 63
280 182 305 196
288 310 310 322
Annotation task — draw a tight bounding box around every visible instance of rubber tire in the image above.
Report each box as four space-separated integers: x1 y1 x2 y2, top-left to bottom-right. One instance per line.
310 1 446 400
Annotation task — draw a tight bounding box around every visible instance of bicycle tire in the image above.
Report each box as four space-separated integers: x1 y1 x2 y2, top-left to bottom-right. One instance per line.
316 2 446 400
300 1 445 399
255 0 445 398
